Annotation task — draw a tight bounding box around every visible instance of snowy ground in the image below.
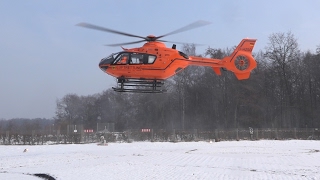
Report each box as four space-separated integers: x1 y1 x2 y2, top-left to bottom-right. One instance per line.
0 140 320 180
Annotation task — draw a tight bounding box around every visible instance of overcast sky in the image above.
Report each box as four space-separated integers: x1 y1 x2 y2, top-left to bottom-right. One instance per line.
1 1 319 119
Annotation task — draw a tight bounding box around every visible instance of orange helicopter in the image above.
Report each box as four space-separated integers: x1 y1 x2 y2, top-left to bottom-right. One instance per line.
77 21 257 93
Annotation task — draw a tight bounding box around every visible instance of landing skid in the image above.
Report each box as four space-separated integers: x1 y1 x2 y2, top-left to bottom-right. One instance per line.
112 78 166 93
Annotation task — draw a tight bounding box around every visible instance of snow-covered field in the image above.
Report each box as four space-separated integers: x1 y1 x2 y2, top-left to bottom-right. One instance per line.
1 140 319 180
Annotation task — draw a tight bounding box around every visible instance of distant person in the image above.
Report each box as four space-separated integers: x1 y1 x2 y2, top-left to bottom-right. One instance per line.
120 56 127 64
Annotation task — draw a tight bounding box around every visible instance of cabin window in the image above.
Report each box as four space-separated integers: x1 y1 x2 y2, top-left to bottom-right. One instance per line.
113 52 156 65
130 53 144 64
148 55 156 64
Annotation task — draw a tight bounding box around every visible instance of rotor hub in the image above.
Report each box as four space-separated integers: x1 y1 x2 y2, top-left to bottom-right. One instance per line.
147 35 156 38
146 35 156 41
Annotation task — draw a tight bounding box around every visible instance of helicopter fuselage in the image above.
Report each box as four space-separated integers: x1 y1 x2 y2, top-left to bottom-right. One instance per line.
99 39 257 81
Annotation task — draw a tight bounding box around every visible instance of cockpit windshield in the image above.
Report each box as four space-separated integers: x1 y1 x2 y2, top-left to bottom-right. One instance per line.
100 52 121 64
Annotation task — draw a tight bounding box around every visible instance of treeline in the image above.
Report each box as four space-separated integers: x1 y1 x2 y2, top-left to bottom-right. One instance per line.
54 31 320 131
0 118 54 133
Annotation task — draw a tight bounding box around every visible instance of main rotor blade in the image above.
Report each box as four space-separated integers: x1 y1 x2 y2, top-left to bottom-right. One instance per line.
159 40 206 46
156 20 211 40
76 22 147 40
105 40 147 47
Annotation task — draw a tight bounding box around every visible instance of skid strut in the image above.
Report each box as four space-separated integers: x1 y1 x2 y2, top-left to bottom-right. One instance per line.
112 78 166 93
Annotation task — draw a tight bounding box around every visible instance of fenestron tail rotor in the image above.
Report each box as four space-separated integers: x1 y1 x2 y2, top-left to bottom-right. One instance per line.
76 20 211 46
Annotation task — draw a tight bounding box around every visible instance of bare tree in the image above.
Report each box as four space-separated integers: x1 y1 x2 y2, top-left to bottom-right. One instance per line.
264 31 300 128
55 94 84 125
316 45 320 55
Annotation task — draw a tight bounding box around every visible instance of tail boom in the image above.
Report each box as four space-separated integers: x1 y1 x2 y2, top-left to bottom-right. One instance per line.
187 38 257 80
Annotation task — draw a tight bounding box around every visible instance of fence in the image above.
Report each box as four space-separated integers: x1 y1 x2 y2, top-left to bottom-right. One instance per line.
0 127 319 145
123 128 320 142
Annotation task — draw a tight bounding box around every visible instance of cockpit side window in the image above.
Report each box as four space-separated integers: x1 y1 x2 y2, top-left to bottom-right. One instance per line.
113 53 130 64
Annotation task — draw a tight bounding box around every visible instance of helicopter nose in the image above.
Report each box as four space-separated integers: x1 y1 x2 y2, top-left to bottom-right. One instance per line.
99 58 109 71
